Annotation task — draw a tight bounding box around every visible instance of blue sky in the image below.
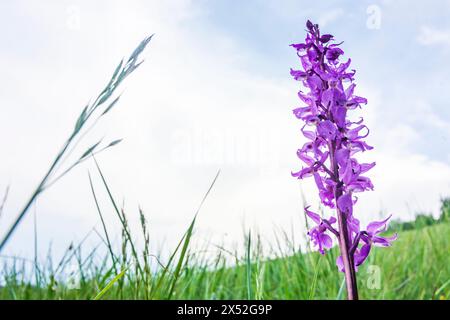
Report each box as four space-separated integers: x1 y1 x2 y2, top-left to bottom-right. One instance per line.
0 0 449 260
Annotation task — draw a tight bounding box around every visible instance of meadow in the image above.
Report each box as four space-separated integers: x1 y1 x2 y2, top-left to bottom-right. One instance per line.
0 35 448 301
1 199 449 300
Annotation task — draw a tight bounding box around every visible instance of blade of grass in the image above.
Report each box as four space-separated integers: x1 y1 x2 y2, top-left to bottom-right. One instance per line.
246 230 253 300
93 267 128 300
88 172 118 273
336 276 346 300
434 279 450 297
166 215 197 299
92 157 144 278
33 204 41 287
308 256 322 300
0 185 9 220
166 170 221 299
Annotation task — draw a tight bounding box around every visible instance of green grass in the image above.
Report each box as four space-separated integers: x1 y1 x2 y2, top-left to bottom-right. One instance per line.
0 221 448 300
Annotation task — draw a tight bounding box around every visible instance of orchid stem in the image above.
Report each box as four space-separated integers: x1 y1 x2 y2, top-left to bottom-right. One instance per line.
349 232 362 257
330 141 359 300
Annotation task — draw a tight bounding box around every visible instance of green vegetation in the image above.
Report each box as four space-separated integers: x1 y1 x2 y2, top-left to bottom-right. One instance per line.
389 198 449 232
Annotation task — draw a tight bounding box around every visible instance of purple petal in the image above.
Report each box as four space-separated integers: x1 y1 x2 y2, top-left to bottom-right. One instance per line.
313 172 325 190
301 126 316 140
347 125 369 140
317 120 337 140
304 206 321 224
354 243 371 266
345 83 356 99
335 148 350 167
290 43 307 51
297 149 315 166
366 215 392 235
317 151 329 166
326 46 344 62
306 74 323 91
297 91 314 104
328 216 337 224
336 256 344 272
372 233 397 247
293 106 310 119
337 194 353 216
319 34 334 43
360 162 376 174
291 166 314 179
337 58 351 73
320 233 333 249
332 106 347 128
340 161 356 185
305 115 319 126
290 68 307 80
346 176 374 192
349 140 374 153
306 20 315 32
348 215 360 235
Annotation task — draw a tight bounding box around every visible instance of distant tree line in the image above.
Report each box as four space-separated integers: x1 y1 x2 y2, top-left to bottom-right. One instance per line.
390 197 450 231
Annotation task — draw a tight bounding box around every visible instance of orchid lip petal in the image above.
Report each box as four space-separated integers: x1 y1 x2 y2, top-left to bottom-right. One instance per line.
355 244 371 266
320 233 333 249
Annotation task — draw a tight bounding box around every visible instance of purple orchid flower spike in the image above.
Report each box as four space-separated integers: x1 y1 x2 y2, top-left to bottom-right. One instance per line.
290 20 396 300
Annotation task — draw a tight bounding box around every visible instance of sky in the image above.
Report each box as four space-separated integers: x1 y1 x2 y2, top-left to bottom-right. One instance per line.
0 0 449 261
